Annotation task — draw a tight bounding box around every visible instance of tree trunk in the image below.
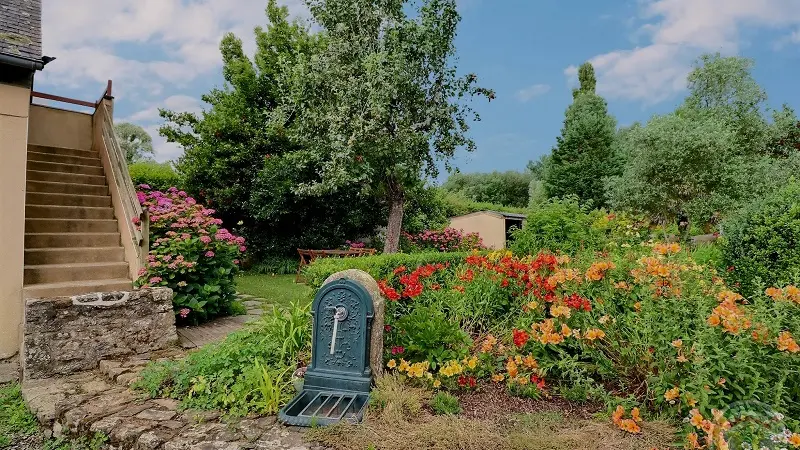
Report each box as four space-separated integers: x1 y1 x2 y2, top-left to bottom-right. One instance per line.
383 185 405 254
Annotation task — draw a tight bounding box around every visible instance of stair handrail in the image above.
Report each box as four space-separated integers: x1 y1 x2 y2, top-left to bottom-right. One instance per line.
96 100 149 273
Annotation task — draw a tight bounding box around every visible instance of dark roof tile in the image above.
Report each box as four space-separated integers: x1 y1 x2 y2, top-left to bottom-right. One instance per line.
0 0 42 59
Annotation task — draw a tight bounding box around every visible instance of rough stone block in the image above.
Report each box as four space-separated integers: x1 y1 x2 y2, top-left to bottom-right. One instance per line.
23 288 178 379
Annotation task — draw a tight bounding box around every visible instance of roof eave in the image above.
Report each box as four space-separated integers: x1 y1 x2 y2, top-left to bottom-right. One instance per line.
0 52 50 71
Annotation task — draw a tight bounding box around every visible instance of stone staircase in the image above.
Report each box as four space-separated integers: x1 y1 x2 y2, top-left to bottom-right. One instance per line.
23 144 132 299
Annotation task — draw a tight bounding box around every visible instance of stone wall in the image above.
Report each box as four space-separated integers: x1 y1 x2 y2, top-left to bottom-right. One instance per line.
23 288 178 379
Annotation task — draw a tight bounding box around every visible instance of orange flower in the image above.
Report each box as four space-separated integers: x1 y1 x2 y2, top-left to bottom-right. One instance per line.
765 286 783 299
586 261 615 281
634 302 642 312
506 358 518 378
585 328 606 341
654 242 681 255
614 281 630 290
707 314 721 327
689 409 704 428
687 432 701 449
631 407 642 423
777 331 800 353
561 323 572 337
619 419 641 434
671 339 683 348
550 304 572 318
788 433 800 447
612 405 625 425
480 334 498 353
522 354 538 369
786 285 800 302
492 373 505 382
664 387 680 403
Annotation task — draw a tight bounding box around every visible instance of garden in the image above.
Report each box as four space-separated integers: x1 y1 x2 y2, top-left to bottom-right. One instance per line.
4 0 795 449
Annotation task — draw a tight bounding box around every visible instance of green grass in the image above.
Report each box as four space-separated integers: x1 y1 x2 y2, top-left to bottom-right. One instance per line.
235 274 313 309
0 383 38 447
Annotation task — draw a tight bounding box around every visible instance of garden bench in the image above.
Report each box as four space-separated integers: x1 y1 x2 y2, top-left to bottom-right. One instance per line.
296 248 377 283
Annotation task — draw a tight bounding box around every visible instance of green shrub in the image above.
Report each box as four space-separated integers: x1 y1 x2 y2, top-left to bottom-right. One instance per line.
129 161 182 191
429 391 461 415
304 252 470 289
722 182 800 295
511 196 601 255
249 256 299 275
388 306 472 367
135 186 245 324
0 383 38 446
133 300 310 416
441 191 528 217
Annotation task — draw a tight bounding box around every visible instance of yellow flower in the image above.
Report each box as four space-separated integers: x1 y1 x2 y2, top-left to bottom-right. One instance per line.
671 339 683 348
398 359 410 372
492 374 505 382
561 323 572 337
433 379 441 388
387 359 397 369
467 356 478 370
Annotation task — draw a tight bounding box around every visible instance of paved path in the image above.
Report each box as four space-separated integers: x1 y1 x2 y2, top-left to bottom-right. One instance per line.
21 350 325 450
177 294 269 349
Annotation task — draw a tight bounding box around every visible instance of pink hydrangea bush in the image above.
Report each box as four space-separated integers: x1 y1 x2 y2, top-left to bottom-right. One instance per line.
134 185 245 324
401 228 485 253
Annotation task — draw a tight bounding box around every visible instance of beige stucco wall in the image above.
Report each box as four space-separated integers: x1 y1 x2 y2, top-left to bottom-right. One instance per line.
450 213 507 249
0 83 31 358
28 104 93 150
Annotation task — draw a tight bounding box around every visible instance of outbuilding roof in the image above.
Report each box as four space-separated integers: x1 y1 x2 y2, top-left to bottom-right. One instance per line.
450 210 527 220
0 0 42 60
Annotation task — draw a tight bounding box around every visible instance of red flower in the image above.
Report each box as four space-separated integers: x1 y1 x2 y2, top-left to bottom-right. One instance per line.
453 285 465 293
384 325 392 332
393 266 407 275
378 280 401 301
530 374 546 390
402 282 423 298
565 293 592 311
458 375 467 387
391 346 405 355
513 329 530 348
501 278 509 288
430 283 441 290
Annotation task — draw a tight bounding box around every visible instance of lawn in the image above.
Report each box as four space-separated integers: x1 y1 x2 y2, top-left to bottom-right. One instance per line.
235 273 313 309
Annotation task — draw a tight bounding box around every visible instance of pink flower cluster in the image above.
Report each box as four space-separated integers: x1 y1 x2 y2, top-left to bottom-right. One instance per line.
403 228 484 252
345 240 366 249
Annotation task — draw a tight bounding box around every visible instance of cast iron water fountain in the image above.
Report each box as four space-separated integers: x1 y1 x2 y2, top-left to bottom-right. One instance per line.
279 277 375 426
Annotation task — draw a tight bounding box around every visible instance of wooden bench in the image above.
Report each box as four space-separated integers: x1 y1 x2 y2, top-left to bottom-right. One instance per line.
296 248 377 283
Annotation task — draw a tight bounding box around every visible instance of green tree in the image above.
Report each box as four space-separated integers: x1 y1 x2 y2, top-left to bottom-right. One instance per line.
268 0 493 253
115 122 154 164
441 171 532 208
159 0 382 258
545 62 617 207
681 53 768 154
605 113 739 228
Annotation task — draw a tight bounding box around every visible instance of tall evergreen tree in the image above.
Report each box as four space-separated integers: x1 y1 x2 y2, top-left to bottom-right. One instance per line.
545 62 617 207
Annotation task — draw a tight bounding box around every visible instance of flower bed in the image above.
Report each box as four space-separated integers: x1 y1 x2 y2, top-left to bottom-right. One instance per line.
401 228 484 253
135 185 246 324
376 244 800 448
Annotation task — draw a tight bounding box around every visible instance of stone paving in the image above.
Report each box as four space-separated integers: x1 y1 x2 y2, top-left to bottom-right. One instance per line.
21 349 325 450
18 293 326 450
177 295 268 349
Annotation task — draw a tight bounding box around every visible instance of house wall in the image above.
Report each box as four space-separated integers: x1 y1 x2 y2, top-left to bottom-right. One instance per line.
449 213 506 249
0 83 31 358
28 104 93 150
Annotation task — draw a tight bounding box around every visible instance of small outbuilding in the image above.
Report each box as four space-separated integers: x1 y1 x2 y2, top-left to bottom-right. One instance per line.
449 210 527 250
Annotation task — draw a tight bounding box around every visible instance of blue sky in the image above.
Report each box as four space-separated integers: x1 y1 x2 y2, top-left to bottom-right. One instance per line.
34 0 800 181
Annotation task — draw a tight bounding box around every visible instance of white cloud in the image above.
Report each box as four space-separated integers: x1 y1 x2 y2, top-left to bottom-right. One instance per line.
515 84 551 102
38 0 308 97
122 95 206 162
567 0 800 104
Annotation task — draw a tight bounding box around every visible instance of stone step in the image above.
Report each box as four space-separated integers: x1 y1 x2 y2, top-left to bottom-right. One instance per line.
22 278 133 299
25 218 118 233
25 232 121 249
26 180 109 196
26 192 112 208
24 247 126 265
28 144 96 158
24 262 130 285
26 170 107 186
27 151 102 168
25 205 115 220
27 160 105 177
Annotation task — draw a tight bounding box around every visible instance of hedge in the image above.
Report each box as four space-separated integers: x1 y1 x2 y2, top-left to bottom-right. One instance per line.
129 161 182 191
304 252 470 289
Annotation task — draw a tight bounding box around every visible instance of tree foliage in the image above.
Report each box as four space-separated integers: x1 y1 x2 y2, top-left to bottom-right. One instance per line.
115 122 154 164
545 62 617 208
441 171 532 208
159 1 383 259
267 0 493 253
